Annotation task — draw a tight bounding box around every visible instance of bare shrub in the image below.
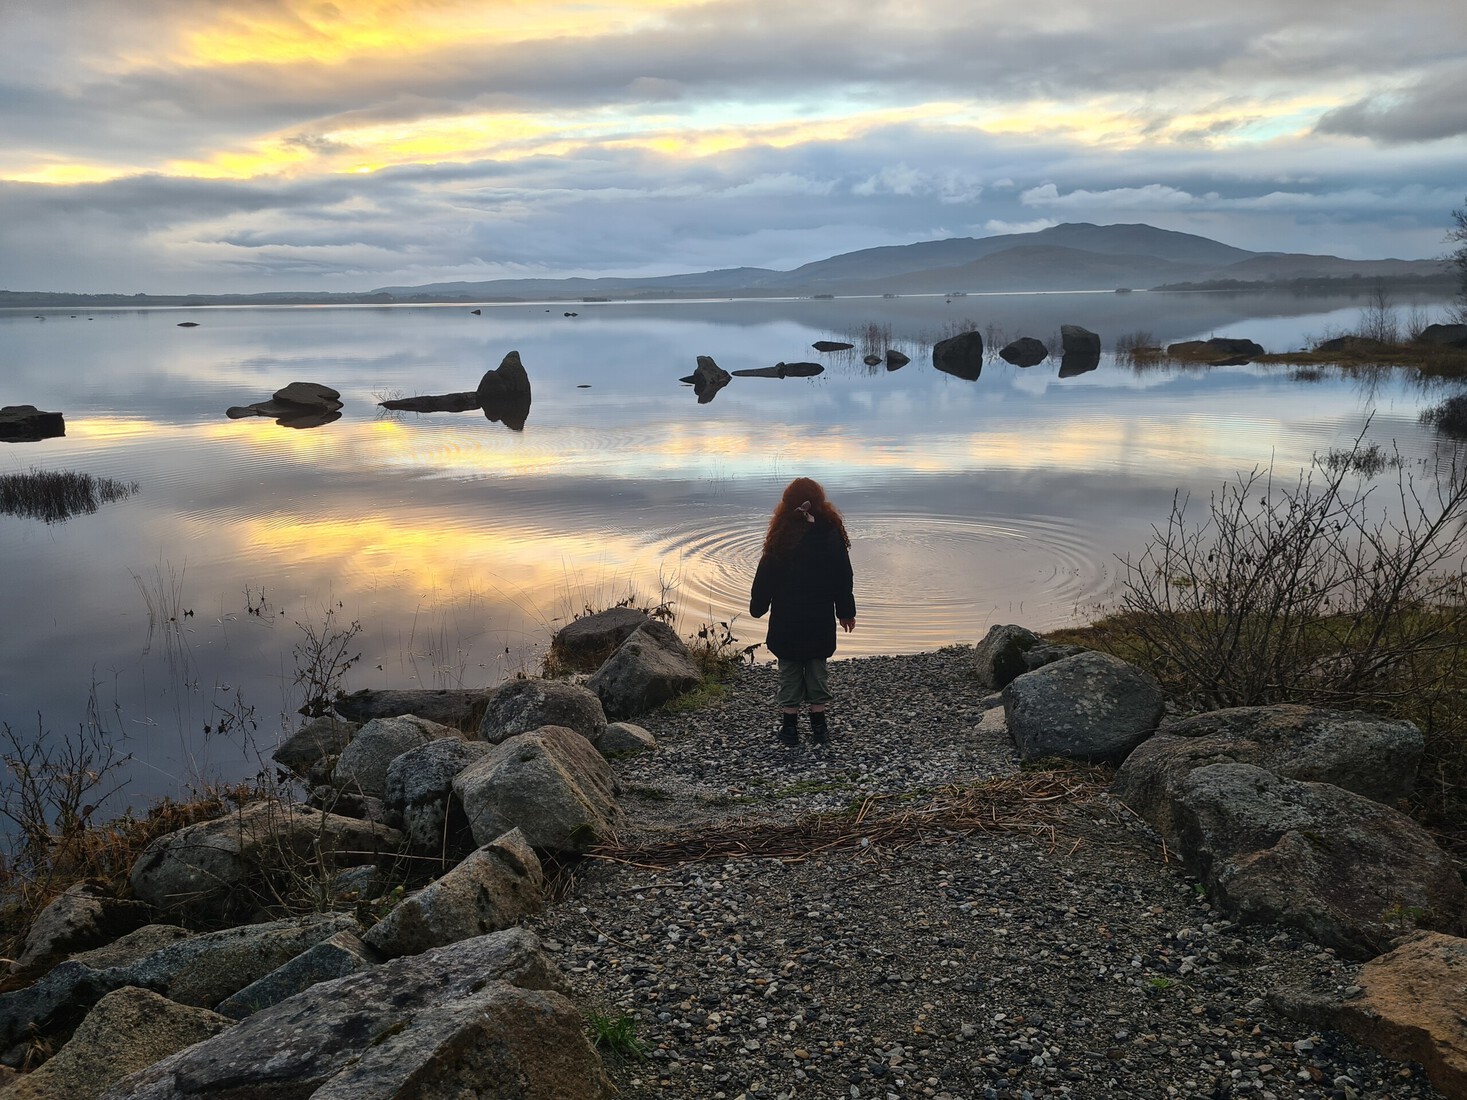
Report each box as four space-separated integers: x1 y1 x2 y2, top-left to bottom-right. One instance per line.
1357 284 1400 344
1116 433 1467 713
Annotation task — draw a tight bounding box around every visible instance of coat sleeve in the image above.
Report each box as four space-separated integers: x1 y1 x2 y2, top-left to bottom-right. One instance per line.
832 537 856 621
749 554 772 618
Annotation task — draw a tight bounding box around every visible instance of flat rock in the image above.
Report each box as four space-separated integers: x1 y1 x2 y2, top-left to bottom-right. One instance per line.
812 340 854 351
99 929 612 1100
379 392 480 412
1273 932 1467 1099
0 405 65 442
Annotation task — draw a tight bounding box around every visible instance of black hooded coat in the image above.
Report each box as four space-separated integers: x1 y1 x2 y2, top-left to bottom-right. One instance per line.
749 518 856 661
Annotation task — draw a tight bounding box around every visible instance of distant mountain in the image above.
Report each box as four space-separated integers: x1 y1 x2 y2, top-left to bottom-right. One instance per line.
371 222 1447 300
2 223 1449 309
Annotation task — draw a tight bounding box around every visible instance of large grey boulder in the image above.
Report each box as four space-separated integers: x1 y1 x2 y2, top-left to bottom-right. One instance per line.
215 929 379 1019
272 714 360 783
0 914 354 1054
9 883 151 977
973 624 1086 690
1113 704 1423 844
129 801 401 920
932 331 984 381
454 726 620 852
384 737 496 855
1175 763 1466 958
588 619 701 718
551 607 650 671
1002 651 1164 763
973 624 1038 689
100 929 613 1100
3 987 232 1100
478 678 607 745
363 829 545 959
332 714 464 799
333 688 490 728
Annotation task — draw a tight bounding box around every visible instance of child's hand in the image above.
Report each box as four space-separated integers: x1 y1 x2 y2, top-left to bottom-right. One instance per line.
839 617 856 633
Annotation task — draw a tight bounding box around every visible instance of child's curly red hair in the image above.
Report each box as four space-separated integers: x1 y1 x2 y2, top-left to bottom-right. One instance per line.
762 477 850 558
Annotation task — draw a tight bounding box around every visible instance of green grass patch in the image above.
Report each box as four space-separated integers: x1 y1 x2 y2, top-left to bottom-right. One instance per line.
586 1011 647 1061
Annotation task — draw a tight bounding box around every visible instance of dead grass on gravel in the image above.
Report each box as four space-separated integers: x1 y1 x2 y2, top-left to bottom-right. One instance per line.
586 767 1108 871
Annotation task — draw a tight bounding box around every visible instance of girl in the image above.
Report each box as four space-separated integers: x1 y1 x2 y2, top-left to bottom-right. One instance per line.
749 477 857 745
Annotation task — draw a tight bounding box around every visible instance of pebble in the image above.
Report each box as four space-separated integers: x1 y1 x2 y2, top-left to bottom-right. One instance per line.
532 653 1445 1099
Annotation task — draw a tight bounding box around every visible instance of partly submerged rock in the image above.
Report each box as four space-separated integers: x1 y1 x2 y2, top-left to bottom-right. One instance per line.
932 331 984 381
226 382 343 429
684 355 731 403
0 405 66 442
477 350 533 429
812 340 854 351
999 337 1048 367
731 362 824 379
379 392 481 412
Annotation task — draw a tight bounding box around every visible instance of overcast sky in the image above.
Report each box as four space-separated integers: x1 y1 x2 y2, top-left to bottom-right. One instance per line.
3 0 1465 293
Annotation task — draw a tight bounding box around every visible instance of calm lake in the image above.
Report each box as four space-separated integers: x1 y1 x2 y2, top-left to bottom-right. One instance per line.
1 288 1461 804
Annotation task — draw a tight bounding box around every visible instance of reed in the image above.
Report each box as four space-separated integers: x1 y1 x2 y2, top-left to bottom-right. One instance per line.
0 468 137 524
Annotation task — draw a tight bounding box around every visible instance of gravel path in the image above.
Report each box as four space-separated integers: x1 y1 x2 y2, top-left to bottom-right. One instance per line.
531 652 1444 1100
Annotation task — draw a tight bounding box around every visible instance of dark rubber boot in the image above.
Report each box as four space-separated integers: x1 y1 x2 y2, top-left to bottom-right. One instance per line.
809 711 829 744
778 712 800 747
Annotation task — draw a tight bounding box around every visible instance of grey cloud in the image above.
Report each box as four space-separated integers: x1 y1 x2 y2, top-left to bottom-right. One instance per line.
1315 63 1467 143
